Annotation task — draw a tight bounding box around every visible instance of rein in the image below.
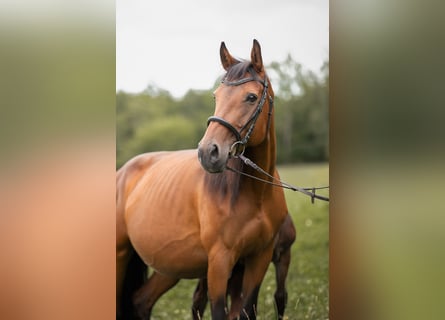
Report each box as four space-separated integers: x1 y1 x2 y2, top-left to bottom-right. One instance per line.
227 154 329 203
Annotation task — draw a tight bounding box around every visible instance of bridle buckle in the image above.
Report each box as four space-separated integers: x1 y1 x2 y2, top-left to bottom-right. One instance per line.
229 141 246 158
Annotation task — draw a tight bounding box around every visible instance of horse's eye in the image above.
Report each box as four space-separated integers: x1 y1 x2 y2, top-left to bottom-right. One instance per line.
246 93 258 103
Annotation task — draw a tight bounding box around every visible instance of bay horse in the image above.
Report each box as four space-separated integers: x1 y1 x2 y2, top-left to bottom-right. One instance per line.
117 39 290 319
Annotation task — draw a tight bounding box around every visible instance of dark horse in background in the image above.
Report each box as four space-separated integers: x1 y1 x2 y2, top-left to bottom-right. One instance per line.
117 40 295 319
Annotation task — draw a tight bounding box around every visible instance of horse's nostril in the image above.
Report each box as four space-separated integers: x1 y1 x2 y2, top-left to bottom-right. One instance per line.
210 144 219 162
197 148 204 164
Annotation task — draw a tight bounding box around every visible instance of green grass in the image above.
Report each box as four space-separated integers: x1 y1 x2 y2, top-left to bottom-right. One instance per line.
150 163 329 320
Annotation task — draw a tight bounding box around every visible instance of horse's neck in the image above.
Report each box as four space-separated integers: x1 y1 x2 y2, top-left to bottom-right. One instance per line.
243 122 277 195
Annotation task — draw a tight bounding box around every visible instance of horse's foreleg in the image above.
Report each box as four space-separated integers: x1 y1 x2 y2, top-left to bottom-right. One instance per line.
192 263 245 320
239 244 275 320
192 278 208 320
207 249 235 320
227 263 245 319
133 272 179 320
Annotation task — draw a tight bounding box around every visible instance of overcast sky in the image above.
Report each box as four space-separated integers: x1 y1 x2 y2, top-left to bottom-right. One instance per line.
117 0 328 97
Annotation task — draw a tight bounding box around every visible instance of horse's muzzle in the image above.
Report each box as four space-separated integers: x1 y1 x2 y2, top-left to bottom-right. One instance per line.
197 141 229 173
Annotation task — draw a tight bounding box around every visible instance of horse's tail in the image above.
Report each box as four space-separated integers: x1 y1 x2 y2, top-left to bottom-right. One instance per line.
119 249 147 319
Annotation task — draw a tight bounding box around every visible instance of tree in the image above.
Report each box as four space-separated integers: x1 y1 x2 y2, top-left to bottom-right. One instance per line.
268 55 329 162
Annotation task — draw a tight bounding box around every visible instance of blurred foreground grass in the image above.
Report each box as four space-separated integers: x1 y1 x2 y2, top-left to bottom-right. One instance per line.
150 163 329 320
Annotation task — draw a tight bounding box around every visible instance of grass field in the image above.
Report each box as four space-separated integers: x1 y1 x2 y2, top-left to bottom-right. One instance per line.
149 163 329 320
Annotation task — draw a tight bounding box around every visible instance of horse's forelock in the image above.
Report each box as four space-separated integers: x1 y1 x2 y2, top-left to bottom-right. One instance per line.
224 60 255 82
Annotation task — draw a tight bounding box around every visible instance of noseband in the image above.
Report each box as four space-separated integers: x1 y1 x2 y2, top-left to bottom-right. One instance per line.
207 73 273 156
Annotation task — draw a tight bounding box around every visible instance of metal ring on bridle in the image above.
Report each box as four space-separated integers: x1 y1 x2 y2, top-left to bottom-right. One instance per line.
229 141 246 157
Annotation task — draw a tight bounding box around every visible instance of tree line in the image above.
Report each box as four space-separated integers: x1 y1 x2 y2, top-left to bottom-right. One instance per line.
117 55 328 168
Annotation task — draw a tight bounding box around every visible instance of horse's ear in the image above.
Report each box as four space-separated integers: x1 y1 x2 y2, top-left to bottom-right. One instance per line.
220 41 239 71
251 39 263 73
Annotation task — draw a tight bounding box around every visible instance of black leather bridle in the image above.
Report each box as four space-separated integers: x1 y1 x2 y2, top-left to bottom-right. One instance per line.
207 72 273 157
206 70 330 202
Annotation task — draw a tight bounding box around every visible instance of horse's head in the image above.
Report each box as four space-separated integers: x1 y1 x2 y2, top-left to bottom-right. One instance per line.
198 39 274 173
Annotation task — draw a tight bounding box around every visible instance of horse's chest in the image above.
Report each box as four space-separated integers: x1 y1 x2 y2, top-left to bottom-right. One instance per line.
223 210 275 255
